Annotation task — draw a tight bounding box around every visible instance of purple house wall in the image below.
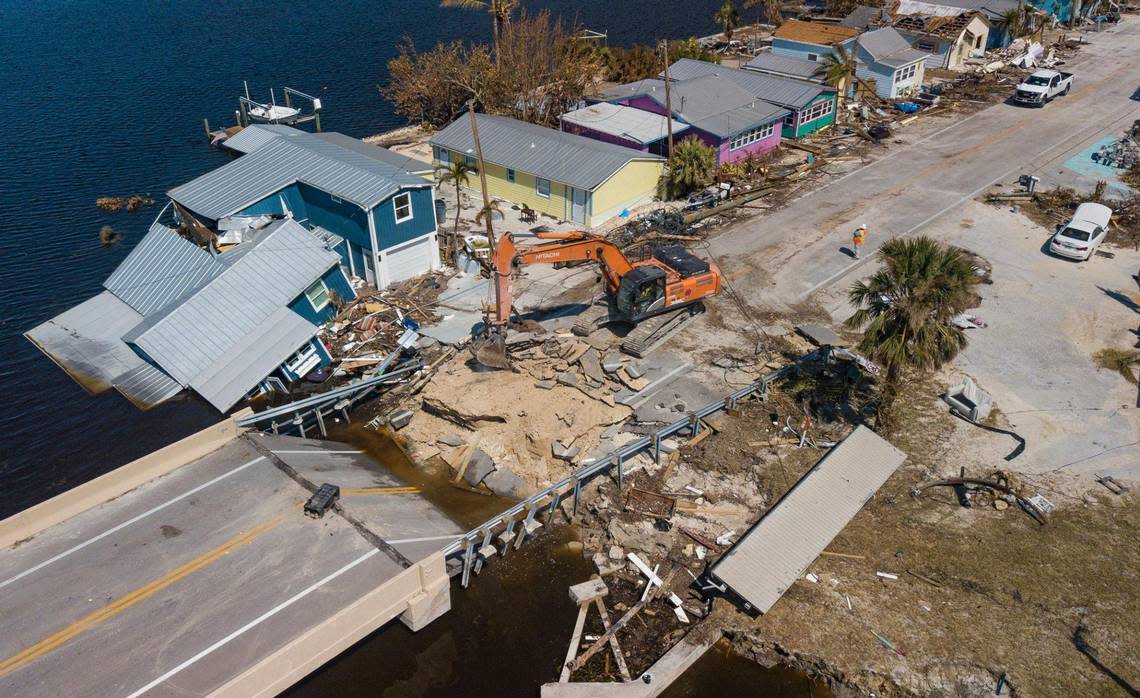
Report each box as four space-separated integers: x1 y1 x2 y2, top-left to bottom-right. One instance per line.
611 96 780 165
559 121 649 152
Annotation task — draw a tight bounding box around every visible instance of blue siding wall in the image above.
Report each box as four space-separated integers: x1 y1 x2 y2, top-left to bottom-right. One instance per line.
771 38 832 61
239 184 308 220
287 266 356 325
372 186 437 249
295 182 372 251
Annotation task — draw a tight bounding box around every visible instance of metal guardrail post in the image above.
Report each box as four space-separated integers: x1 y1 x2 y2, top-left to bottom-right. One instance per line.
653 432 662 464
501 517 517 557
572 476 581 516
293 414 305 439
474 527 493 575
688 413 701 436
315 409 326 437
461 539 475 588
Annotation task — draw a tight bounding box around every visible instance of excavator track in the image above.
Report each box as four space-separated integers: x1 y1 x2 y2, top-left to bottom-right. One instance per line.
620 304 704 358
571 303 612 337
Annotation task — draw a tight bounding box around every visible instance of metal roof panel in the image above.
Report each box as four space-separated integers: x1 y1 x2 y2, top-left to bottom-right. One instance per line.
103 221 223 316
664 59 833 110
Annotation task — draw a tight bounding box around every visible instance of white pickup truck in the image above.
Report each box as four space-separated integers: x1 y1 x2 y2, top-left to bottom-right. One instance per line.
1013 70 1073 106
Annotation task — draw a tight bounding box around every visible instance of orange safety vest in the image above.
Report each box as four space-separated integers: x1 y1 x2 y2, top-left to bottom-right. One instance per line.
853 228 866 244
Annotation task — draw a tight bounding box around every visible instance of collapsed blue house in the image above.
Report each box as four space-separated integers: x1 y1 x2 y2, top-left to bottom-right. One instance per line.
27 218 352 411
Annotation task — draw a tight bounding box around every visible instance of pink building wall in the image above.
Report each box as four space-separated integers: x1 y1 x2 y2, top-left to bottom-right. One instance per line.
608 96 781 165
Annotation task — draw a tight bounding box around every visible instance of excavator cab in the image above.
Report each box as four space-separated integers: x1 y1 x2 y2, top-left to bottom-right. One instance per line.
615 266 667 322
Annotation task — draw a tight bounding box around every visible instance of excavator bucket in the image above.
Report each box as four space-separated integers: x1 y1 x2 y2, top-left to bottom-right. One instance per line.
472 332 511 370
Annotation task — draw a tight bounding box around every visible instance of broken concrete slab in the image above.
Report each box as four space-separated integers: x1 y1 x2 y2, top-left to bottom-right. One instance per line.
602 352 623 373
592 552 624 576
579 349 605 384
483 465 527 498
387 409 414 430
535 380 557 390
608 545 624 560
796 324 847 347
625 364 645 379
557 372 579 387
437 433 466 448
553 441 581 462
463 448 497 487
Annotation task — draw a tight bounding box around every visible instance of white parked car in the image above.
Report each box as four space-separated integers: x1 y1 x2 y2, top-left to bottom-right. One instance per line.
1049 202 1113 261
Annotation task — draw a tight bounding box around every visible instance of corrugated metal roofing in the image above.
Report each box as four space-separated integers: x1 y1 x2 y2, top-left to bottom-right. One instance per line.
842 5 894 29
649 75 789 137
169 134 429 221
858 27 931 66
773 19 862 44
744 53 827 81
897 0 1017 17
559 102 689 145
127 219 337 410
103 222 223 316
24 291 145 392
598 78 667 101
664 59 834 110
711 426 906 613
314 132 434 175
221 124 306 155
112 362 184 410
429 113 663 191
191 307 318 411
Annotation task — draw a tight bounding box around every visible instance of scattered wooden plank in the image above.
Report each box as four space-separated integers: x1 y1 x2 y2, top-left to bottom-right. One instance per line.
594 597 632 682
820 550 866 560
567 569 676 673
559 603 589 683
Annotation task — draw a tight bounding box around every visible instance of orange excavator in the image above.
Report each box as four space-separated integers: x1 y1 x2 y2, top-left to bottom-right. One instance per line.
473 231 722 368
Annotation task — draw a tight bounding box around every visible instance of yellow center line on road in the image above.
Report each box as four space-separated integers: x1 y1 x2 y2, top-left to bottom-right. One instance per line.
340 486 422 496
0 516 282 679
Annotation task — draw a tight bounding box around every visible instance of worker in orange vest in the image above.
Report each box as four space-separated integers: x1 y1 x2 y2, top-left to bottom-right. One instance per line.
852 224 867 259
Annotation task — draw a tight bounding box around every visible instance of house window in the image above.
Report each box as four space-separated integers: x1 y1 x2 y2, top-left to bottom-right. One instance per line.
330 194 343 204
729 122 776 151
305 279 330 311
536 177 551 198
507 168 516 183
807 53 819 62
393 192 413 223
894 63 918 84
783 113 797 127
916 40 936 51
464 155 478 172
437 148 450 165
283 341 320 377
798 98 835 126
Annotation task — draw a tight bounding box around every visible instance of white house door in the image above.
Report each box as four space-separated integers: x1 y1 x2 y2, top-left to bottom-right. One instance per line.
569 188 587 225
384 235 435 285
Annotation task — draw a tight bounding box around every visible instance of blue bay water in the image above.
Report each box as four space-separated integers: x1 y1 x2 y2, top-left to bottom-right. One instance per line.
0 0 728 515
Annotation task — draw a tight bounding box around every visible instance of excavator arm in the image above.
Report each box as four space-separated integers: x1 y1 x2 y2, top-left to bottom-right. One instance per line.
489 232 634 328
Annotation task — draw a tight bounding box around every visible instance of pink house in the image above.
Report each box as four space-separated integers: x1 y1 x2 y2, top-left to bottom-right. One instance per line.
594 74 788 166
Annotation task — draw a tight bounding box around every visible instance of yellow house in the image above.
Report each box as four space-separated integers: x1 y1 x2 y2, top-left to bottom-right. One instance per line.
429 113 664 229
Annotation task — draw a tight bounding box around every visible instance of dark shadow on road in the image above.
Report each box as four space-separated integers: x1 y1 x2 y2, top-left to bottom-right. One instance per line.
1098 286 1140 314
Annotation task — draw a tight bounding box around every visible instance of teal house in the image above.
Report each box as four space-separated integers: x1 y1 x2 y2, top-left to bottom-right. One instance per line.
170 126 440 288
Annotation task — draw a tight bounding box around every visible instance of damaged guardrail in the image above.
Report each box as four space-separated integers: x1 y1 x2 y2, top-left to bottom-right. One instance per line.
439 348 862 588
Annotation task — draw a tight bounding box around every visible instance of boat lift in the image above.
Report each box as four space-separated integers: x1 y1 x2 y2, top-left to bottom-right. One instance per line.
203 81 324 142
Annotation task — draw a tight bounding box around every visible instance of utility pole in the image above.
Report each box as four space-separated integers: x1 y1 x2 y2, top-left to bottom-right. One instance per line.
662 40 675 163
467 102 502 315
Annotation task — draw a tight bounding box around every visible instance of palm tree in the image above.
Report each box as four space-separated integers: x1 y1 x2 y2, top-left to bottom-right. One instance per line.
667 137 716 198
440 0 519 53
814 43 857 121
1000 6 1026 39
474 199 502 228
434 159 474 261
844 236 978 424
714 1 741 41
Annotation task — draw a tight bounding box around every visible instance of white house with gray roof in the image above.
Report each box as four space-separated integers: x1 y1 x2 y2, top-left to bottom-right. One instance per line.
854 27 929 98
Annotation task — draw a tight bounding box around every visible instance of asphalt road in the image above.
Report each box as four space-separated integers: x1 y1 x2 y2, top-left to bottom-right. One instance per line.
708 18 1140 312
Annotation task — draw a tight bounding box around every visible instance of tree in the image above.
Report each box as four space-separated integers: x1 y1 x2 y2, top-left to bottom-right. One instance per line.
714 1 741 40
1000 6 1026 38
383 39 493 128
844 236 979 424
744 0 784 27
666 137 716 198
440 0 519 54
434 159 474 261
474 199 502 228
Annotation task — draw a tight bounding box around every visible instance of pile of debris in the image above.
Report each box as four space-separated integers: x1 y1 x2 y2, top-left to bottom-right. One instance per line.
322 272 449 375
95 194 156 213
990 184 1140 248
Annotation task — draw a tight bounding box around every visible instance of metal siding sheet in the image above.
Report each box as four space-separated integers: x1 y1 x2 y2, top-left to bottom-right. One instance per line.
710 426 906 613
103 222 223 316
559 103 689 145
24 291 146 392
112 362 184 409
429 113 663 191
744 53 826 80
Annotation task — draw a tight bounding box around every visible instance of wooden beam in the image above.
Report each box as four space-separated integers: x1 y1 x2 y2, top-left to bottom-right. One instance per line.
567 568 676 673
594 597 632 682
559 603 590 683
